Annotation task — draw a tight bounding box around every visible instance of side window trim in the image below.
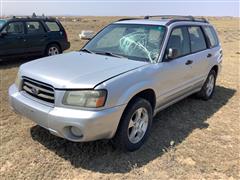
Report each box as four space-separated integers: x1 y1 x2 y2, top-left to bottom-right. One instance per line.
201 25 212 49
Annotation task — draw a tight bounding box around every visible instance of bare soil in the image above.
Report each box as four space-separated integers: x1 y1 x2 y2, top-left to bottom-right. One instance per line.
0 17 239 180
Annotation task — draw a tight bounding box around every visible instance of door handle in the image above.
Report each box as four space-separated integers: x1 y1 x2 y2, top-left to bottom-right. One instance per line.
207 53 212 58
185 60 193 65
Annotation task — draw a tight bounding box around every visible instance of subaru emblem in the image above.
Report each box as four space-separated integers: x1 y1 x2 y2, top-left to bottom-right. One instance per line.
31 87 39 95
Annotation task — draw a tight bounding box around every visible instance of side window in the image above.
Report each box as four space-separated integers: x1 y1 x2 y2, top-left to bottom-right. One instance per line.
166 27 190 58
2 22 24 34
203 26 219 48
26 21 45 34
188 26 207 53
45 21 60 32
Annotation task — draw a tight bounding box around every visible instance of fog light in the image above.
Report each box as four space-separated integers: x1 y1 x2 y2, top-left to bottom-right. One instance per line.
70 126 83 137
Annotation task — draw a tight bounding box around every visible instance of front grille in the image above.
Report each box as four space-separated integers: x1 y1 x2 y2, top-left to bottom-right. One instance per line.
22 77 55 104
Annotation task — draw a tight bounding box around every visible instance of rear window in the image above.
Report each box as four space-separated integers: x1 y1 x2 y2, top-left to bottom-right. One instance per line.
188 26 207 53
45 21 60 31
203 26 219 48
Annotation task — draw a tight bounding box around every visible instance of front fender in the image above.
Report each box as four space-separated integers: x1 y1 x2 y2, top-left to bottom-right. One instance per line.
115 80 155 106
95 65 157 108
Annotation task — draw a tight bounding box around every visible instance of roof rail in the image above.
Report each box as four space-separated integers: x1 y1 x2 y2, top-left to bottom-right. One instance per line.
144 15 194 20
117 18 141 22
12 16 31 19
144 15 209 25
11 13 53 20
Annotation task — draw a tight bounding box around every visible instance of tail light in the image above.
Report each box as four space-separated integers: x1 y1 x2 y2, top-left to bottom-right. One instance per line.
63 30 68 41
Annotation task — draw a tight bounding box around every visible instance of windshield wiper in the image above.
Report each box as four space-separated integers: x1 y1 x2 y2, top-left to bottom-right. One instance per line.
80 48 94 54
95 51 127 59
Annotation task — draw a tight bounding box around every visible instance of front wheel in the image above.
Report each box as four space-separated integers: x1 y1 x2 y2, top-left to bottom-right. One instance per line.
45 44 61 56
111 98 153 152
196 70 217 100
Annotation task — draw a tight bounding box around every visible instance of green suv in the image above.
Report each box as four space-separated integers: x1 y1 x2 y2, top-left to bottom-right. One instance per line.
0 16 70 61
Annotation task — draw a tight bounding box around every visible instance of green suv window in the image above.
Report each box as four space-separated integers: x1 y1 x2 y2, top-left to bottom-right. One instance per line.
26 21 45 34
45 21 60 32
2 22 24 34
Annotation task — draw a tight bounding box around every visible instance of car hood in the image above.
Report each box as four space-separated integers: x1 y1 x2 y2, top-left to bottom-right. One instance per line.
20 51 148 89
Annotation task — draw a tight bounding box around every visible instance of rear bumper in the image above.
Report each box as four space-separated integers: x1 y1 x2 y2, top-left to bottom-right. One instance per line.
61 41 70 51
9 84 125 142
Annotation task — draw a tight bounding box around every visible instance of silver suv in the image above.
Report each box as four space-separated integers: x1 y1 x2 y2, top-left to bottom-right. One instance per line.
9 16 222 151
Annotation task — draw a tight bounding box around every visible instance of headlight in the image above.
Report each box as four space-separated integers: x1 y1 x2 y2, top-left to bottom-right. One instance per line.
15 71 21 89
63 90 107 108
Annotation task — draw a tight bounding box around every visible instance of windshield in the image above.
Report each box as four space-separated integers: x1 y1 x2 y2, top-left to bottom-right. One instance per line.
0 20 6 28
83 24 166 62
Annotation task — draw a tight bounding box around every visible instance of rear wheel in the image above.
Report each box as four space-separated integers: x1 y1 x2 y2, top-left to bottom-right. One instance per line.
196 70 216 100
45 44 61 56
111 98 153 152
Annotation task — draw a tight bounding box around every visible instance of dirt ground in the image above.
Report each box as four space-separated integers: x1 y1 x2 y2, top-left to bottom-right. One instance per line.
0 17 239 180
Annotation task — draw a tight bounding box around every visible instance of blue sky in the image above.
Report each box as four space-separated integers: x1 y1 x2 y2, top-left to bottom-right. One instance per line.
1 0 239 17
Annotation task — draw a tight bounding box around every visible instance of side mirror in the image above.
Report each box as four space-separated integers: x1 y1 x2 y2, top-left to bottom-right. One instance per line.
0 31 7 37
166 48 179 60
79 30 94 40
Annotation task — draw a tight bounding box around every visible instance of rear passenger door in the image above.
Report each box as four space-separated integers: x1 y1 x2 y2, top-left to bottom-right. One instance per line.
24 21 48 54
187 26 210 86
202 25 222 70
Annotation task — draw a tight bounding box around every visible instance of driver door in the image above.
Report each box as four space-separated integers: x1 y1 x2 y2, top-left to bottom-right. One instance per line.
155 26 194 108
0 22 26 57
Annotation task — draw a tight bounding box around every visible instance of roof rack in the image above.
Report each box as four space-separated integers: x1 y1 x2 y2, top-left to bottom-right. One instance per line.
144 15 209 25
12 13 54 20
12 16 30 19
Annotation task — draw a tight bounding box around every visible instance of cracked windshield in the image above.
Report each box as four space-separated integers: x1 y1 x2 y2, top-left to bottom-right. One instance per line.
84 24 166 62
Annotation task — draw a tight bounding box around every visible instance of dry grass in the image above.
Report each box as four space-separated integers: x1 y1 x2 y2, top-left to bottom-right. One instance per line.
0 16 239 180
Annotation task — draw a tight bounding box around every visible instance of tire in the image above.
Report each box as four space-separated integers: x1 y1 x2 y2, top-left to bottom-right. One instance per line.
45 44 61 56
111 97 153 152
196 69 217 100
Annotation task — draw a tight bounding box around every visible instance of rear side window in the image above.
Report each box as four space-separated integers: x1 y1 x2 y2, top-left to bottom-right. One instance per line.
26 21 45 34
188 26 207 53
166 26 190 58
203 26 219 48
45 21 60 31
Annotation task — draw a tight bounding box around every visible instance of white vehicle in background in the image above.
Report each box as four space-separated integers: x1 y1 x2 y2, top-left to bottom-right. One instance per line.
79 30 95 40
9 15 222 151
